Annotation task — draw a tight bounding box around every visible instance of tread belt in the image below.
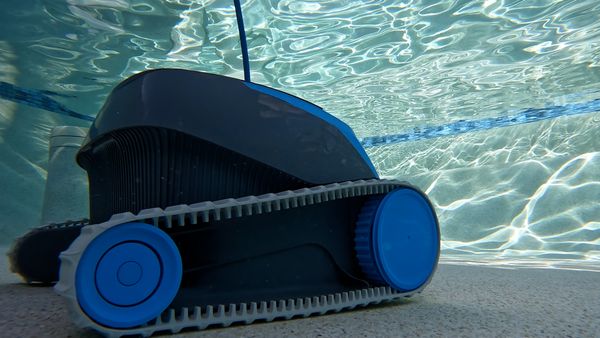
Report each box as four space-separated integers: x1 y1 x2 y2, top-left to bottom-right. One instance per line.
41 179 427 337
7 219 89 282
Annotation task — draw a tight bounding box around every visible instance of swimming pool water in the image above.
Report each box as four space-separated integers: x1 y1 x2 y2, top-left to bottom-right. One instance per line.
0 0 598 270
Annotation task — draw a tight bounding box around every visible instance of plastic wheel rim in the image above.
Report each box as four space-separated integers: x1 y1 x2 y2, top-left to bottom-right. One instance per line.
371 188 440 291
75 222 182 328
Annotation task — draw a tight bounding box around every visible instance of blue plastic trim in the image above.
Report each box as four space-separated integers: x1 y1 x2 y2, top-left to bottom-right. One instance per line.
233 0 251 82
371 188 439 291
75 222 182 329
244 82 379 177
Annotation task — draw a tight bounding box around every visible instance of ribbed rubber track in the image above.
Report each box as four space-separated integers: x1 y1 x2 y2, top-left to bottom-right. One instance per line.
55 179 439 337
7 219 89 283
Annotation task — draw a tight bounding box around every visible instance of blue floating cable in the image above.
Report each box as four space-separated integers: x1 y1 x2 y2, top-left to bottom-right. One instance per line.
233 0 251 82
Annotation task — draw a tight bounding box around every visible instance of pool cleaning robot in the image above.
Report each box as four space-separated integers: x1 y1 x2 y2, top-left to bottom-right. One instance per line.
8 1 440 336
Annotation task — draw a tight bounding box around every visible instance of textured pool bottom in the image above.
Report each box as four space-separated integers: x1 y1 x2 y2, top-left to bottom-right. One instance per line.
1 248 599 337
440 255 600 273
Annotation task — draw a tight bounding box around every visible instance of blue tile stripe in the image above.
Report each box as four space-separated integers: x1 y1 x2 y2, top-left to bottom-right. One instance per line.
0 81 94 121
360 99 600 148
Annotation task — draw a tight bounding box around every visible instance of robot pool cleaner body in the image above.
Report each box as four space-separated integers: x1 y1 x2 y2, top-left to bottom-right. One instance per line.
8 1 440 336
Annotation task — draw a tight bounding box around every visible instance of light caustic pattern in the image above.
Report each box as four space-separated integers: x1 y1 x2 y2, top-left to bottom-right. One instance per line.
440 152 600 271
0 0 599 268
369 111 600 270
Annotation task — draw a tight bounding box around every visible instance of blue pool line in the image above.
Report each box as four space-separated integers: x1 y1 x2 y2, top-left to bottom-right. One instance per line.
360 99 600 148
0 81 95 121
1 80 599 148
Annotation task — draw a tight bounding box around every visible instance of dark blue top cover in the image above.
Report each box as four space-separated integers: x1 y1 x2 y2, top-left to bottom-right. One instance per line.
79 69 378 184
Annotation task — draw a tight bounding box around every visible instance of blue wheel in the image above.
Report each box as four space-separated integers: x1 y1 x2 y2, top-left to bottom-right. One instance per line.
355 188 440 291
75 222 182 328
